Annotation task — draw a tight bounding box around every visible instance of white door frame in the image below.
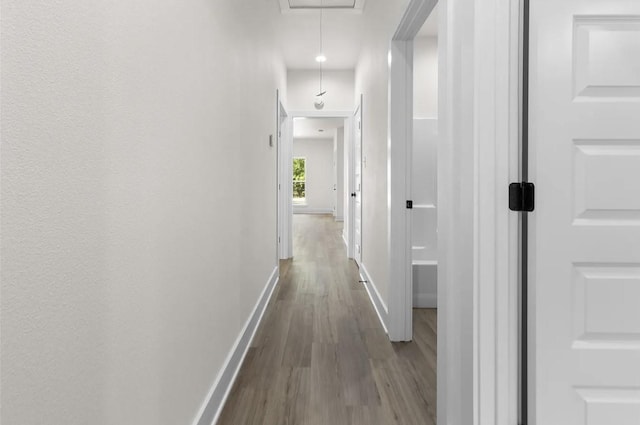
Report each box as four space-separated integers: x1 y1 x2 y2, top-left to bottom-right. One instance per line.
351 98 362 265
277 94 290 261
388 0 521 423
278 110 353 260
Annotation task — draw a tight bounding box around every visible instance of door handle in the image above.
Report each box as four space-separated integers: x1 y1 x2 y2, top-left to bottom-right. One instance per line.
351 193 356 197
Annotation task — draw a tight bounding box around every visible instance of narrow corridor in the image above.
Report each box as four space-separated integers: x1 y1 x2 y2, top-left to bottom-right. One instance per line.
218 215 436 425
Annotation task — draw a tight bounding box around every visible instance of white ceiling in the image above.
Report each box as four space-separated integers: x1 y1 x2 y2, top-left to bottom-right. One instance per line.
277 5 366 69
277 2 436 70
417 4 438 38
293 117 345 139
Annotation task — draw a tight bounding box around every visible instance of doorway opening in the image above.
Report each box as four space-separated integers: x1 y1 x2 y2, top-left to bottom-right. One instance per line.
411 5 439 313
279 110 357 260
290 116 347 256
387 0 440 342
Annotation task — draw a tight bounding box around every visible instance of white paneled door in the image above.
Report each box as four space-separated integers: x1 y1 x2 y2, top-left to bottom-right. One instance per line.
354 98 363 267
529 0 640 423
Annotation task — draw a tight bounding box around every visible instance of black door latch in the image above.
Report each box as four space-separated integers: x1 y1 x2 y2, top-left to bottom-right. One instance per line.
509 182 535 212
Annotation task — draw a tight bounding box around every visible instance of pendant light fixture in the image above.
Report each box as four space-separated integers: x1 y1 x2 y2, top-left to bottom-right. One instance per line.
314 0 326 110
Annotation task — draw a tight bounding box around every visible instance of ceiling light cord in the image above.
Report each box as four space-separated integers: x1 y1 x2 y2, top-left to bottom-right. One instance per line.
314 0 326 110
319 0 323 94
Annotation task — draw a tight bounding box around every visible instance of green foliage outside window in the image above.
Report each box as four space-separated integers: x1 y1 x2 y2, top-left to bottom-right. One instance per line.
293 158 306 199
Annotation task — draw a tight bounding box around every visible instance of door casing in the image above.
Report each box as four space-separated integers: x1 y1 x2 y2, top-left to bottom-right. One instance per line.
388 0 522 424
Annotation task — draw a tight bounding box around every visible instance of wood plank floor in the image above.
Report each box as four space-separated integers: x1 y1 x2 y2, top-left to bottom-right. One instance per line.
217 214 437 425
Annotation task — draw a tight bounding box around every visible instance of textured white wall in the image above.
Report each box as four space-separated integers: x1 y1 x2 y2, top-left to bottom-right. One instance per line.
1 1 286 424
293 138 334 213
354 0 411 306
414 37 439 119
287 70 355 111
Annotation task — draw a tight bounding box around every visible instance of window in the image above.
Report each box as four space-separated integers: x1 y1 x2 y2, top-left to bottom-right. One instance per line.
293 157 306 204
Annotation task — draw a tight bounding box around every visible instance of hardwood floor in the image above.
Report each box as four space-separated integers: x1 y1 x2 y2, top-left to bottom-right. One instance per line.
217 214 437 425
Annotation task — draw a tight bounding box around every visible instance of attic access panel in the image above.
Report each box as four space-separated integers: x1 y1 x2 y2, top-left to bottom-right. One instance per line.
280 0 365 12
289 0 355 8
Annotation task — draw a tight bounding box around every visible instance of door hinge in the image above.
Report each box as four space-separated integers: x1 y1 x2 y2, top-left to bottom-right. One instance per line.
509 182 535 212
406 200 413 209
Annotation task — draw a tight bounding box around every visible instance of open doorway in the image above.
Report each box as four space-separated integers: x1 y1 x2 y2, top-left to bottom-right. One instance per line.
411 6 439 313
387 0 439 342
279 112 355 259
290 116 347 256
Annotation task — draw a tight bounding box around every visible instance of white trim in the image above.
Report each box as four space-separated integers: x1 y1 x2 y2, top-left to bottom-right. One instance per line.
334 216 344 222
472 0 521 423
342 233 349 250
437 0 521 424
412 260 438 266
289 110 353 119
359 264 389 334
387 38 414 342
293 208 333 215
413 293 437 309
193 267 279 425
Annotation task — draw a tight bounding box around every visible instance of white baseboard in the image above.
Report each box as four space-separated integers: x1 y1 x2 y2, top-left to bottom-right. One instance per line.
193 267 279 425
335 216 344 222
414 293 437 308
359 264 389 334
293 208 333 214
342 233 348 251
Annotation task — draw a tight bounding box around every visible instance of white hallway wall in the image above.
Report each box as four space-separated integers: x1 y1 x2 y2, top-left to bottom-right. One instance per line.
293 138 334 213
354 0 412 307
287 69 355 111
414 36 439 119
1 1 286 424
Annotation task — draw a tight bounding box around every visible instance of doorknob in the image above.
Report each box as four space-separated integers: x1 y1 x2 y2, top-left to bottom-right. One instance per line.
351 192 356 197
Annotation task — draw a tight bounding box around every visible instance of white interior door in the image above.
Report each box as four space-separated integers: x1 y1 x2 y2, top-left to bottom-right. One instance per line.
277 102 292 260
276 94 284 261
529 1 640 423
354 98 363 267
333 137 338 218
